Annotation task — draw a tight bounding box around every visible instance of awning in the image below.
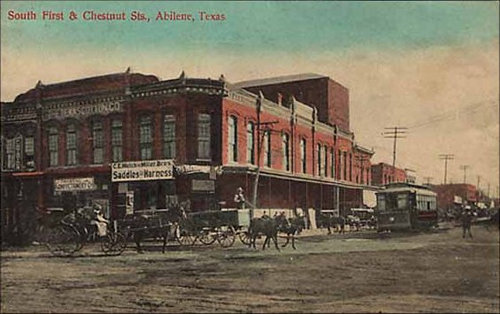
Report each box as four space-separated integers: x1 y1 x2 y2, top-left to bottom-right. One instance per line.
11 171 44 177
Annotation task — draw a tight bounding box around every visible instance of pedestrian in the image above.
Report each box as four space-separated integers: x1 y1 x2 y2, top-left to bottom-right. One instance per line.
461 207 473 239
234 187 246 209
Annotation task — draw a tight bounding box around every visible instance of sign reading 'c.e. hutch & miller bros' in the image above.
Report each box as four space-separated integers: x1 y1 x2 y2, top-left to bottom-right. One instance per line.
111 160 174 182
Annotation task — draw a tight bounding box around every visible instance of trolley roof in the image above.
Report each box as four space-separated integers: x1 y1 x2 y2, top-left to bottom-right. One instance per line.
376 183 437 197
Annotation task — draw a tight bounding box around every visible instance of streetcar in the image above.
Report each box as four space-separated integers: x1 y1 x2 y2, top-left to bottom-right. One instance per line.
376 183 438 232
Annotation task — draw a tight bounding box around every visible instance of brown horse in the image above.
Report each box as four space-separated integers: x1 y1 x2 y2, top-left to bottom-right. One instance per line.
276 214 304 249
248 216 280 251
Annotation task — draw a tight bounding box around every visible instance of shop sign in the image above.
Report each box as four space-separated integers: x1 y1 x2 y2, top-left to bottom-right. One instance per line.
175 164 212 175
453 195 463 204
54 177 96 192
43 101 122 120
192 179 215 192
111 159 174 182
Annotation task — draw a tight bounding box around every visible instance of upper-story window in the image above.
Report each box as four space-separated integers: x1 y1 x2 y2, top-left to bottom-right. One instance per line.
349 153 353 181
66 124 77 166
246 122 255 164
343 151 347 180
198 113 211 160
338 150 342 180
282 133 290 171
92 120 104 164
330 148 335 178
111 118 123 162
323 145 328 177
317 144 322 176
263 130 271 167
139 115 153 160
48 126 59 167
163 114 176 159
228 116 238 163
300 138 306 173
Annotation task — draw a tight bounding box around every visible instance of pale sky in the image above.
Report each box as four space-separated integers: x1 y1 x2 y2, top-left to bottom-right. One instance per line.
1 1 499 194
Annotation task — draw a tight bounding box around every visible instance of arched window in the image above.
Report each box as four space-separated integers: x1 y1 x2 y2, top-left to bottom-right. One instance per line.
330 148 335 178
263 130 271 167
139 115 152 160
163 114 176 159
228 116 238 162
66 123 77 166
246 122 255 164
48 126 59 167
317 144 322 176
92 120 104 164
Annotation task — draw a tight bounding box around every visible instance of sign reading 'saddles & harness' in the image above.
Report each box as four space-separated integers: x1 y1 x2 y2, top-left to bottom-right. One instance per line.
111 159 174 182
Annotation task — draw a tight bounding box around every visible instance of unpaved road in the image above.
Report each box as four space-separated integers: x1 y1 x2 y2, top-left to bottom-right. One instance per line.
1 226 499 313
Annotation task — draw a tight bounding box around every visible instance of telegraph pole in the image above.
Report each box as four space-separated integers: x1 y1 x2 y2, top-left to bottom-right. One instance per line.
459 165 469 184
477 175 481 190
383 127 407 183
439 154 454 184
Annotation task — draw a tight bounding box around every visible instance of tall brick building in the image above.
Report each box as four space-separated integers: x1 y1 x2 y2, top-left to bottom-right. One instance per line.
370 162 407 186
1 70 374 241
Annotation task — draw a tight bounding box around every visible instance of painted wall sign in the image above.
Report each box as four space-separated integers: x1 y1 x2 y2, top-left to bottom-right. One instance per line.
111 159 174 182
42 101 122 120
54 177 96 192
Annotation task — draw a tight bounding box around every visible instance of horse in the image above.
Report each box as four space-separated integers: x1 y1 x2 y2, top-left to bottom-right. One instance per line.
276 213 304 249
247 216 280 251
320 213 345 234
125 204 187 254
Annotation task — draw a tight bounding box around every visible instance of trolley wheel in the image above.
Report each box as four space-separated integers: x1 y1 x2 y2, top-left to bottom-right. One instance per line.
217 226 236 248
238 230 252 245
101 232 127 256
46 225 80 257
198 228 217 245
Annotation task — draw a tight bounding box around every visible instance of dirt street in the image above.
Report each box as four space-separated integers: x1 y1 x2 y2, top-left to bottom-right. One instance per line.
1 225 499 313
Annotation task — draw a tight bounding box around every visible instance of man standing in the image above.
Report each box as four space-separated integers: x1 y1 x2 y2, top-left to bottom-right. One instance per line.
234 187 246 209
461 207 473 239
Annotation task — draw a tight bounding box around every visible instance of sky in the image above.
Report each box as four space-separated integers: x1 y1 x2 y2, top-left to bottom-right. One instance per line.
1 1 499 195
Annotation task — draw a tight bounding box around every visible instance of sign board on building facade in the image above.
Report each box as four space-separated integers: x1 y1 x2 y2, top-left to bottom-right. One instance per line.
111 159 174 182
42 101 123 121
191 179 215 192
54 177 97 192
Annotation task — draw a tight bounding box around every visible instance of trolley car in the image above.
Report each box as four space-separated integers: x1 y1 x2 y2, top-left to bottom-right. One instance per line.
376 183 438 232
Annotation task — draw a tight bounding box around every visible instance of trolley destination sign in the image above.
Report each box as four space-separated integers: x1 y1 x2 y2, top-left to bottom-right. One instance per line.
111 159 174 182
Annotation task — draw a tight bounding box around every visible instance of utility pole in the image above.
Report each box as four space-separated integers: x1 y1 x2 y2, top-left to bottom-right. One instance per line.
423 176 433 185
438 154 454 184
477 175 481 190
383 127 407 183
459 165 469 184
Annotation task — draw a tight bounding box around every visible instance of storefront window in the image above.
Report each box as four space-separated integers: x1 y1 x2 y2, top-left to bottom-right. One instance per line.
163 114 175 159
282 133 290 171
246 122 255 164
66 124 77 166
139 116 152 160
111 119 123 162
92 120 104 164
300 138 306 173
228 116 237 162
198 113 211 160
48 127 58 167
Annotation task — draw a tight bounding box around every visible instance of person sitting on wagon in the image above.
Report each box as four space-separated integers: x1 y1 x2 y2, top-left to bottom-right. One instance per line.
91 204 109 237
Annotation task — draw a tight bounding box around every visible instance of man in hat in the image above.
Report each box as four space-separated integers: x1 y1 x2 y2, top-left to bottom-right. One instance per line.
234 187 246 209
461 206 473 239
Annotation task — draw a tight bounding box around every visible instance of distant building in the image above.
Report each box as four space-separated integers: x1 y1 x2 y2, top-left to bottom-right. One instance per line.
431 184 478 210
370 162 407 186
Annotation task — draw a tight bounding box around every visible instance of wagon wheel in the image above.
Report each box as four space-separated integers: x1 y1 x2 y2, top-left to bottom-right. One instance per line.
101 231 127 256
238 230 252 245
175 224 197 247
198 228 217 245
45 225 80 257
217 226 236 248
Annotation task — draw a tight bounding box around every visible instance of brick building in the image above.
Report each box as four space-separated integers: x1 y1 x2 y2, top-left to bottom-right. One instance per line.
431 184 478 210
370 162 407 186
1 70 374 241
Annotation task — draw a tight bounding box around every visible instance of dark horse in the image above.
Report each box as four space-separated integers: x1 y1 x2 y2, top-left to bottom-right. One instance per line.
275 213 305 249
248 216 281 250
320 213 345 235
126 204 187 254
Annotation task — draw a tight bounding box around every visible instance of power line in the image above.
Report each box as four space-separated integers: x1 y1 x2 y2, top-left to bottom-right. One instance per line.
383 126 407 183
439 154 454 184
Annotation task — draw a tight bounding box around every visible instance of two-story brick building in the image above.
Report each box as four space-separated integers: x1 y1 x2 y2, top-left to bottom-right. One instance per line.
370 162 407 186
1 70 374 242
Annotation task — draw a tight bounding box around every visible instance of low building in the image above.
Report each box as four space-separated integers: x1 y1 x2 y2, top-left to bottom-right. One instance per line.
431 184 478 210
370 162 407 186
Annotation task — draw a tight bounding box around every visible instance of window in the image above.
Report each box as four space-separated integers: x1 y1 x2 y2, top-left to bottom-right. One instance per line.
343 151 347 180
263 130 271 167
282 133 290 171
330 148 335 178
48 127 59 167
228 116 237 162
24 135 35 169
92 120 104 163
323 145 328 177
111 119 123 162
163 114 175 159
349 153 353 181
300 138 306 173
377 194 386 211
198 113 211 159
317 144 322 176
138 116 153 160
338 150 342 180
246 122 255 164
66 124 77 165
4 138 15 169
397 194 408 209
